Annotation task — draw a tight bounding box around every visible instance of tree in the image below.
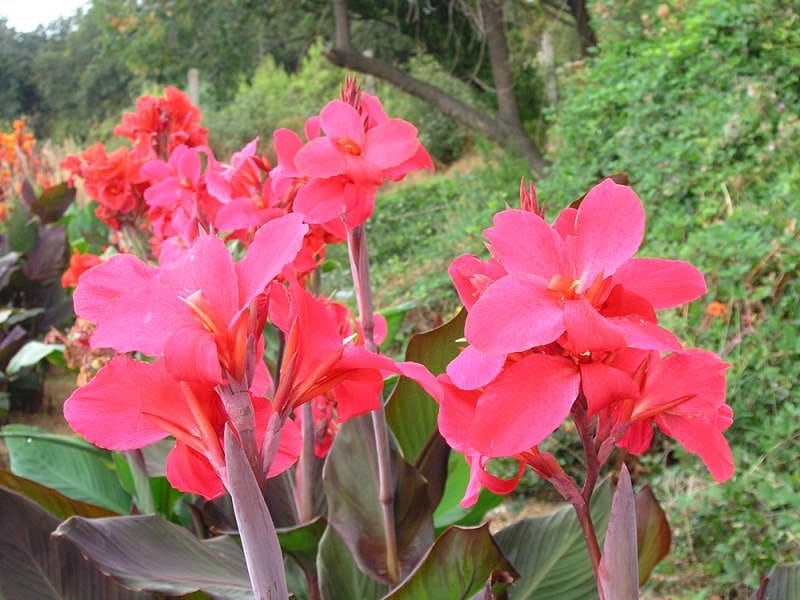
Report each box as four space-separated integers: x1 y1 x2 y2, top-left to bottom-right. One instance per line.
325 0 551 173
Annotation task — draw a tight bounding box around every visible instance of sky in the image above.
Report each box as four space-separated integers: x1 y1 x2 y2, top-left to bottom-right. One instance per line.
1 0 89 32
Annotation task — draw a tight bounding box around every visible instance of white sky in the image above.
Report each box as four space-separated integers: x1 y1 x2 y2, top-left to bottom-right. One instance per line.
1 0 89 32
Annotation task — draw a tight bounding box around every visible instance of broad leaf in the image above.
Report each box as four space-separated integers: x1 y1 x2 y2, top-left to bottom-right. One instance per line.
323 414 434 585
494 478 612 599
385 524 517 600
1 424 132 513
635 484 671 585
317 526 386 600
0 486 153 600
54 513 252 598
750 562 800 600
386 309 465 463
0 469 116 519
378 301 416 347
30 182 76 224
6 341 64 375
23 224 67 282
597 466 638 600
277 517 327 599
277 517 327 580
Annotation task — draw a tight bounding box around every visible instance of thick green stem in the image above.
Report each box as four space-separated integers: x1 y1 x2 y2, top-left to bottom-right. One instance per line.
122 449 154 514
346 224 400 586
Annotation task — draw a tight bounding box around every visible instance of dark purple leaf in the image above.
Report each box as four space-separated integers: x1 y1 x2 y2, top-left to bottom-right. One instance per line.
323 414 435 586
23 225 67 282
0 486 153 600
493 478 612 599
384 524 517 600
20 179 37 205
30 183 76 224
223 424 289 599
635 484 671 585
597 466 639 600
317 526 386 600
750 563 800 600
0 251 21 287
53 513 252 598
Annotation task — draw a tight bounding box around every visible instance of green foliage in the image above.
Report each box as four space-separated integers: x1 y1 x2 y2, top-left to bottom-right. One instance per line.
539 0 800 591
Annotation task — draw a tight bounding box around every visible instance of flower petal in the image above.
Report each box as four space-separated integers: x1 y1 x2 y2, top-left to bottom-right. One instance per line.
613 258 707 309
485 209 568 278
446 345 506 391
364 119 420 169
166 441 225 499
236 213 308 305
294 137 346 178
466 275 564 354
574 178 645 284
470 354 580 457
64 356 179 450
563 297 627 354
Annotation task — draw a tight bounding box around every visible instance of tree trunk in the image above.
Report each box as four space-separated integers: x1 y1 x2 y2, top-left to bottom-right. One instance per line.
566 0 597 56
326 0 549 175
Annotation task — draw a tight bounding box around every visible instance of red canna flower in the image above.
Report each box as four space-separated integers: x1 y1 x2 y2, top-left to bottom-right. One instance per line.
61 249 103 288
64 356 301 499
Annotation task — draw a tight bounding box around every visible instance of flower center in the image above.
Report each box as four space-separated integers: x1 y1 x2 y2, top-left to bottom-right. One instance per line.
547 274 581 301
336 136 362 156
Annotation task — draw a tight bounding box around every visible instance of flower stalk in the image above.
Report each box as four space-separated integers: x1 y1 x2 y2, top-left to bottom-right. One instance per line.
346 223 400 586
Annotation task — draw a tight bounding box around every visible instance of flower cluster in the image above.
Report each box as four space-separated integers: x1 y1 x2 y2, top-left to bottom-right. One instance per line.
439 179 734 505
63 82 438 499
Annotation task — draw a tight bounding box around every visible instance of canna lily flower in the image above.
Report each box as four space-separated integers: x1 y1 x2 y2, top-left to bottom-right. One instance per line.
64 356 301 499
74 213 308 385
270 281 441 421
581 348 734 482
463 178 706 360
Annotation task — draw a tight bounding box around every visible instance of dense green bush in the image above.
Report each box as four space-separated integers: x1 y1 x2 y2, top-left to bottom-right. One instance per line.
537 0 800 591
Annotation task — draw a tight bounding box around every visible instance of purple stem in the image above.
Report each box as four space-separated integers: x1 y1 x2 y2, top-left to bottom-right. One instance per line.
297 402 317 522
569 395 604 581
217 376 265 490
346 224 400 586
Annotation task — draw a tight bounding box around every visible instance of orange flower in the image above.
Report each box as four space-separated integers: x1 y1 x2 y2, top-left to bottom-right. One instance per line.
706 301 728 318
61 249 103 288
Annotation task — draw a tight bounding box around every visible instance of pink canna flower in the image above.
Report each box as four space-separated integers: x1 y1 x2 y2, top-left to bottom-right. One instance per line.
64 356 301 499
463 178 706 362
73 214 308 385
290 83 432 229
581 348 734 482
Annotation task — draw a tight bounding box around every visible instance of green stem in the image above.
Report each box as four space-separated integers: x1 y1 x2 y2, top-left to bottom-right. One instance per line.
122 449 155 514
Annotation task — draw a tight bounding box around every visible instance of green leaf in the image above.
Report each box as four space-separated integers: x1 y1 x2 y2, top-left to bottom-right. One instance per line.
1 424 132 513
386 309 465 463
378 301 417 347
317 526 387 600
278 517 327 580
6 198 37 254
0 487 154 599
635 484 671 585
0 469 117 519
323 414 435 585
751 563 800 600
494 478 613 600
54 513 253 598
5 341 64 375
385 524 517 600
433 452 504 531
